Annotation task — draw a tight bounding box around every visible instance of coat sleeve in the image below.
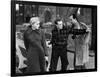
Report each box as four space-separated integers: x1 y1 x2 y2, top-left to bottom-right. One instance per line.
23 31 29 51
41 30 49 56
68 23 87 35
69 29 87 35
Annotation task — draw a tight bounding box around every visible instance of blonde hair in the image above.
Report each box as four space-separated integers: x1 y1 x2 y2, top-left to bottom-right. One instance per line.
30 17 40 25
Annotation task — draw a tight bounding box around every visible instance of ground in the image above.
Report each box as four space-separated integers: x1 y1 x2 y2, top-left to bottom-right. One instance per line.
47 47 95 71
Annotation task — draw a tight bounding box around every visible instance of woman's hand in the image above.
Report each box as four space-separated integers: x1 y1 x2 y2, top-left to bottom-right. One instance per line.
16 67 22 73
86 27 91 32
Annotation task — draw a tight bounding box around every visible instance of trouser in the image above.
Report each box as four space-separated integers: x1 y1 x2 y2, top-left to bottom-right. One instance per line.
49 46 69 71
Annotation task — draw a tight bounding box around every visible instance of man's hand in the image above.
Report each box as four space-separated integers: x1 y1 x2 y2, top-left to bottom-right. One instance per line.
45 56 48 61
46 40 52 48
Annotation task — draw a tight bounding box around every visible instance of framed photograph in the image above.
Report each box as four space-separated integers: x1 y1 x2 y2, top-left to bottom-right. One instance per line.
11 0 97 76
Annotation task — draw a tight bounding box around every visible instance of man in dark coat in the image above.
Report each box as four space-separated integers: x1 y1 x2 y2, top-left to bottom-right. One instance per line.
23 17 48 74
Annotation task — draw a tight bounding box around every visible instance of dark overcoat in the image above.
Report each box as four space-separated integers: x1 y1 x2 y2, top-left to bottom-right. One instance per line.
23 26 48 74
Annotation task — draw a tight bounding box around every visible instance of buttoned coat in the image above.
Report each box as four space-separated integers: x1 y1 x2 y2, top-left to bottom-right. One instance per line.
23 26 48 74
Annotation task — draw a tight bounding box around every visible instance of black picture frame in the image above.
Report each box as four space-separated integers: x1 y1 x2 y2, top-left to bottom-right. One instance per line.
11 0 97 76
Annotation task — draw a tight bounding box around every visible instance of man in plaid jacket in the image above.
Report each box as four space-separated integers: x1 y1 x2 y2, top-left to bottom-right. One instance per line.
49 18 87 71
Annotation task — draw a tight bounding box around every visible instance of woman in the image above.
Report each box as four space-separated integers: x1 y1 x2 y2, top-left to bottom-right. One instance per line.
24 17 48 74
16 32 27 73
69 14 91 69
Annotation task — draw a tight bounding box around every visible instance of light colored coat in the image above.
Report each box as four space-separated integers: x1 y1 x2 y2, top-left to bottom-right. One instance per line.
74 28 91 65
16 32 27 69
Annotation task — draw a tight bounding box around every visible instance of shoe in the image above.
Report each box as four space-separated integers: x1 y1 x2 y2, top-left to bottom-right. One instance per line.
74 65 82 70
81 64 86 69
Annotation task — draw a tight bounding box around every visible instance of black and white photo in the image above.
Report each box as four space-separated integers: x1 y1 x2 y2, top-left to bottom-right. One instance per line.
11 0 97 76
